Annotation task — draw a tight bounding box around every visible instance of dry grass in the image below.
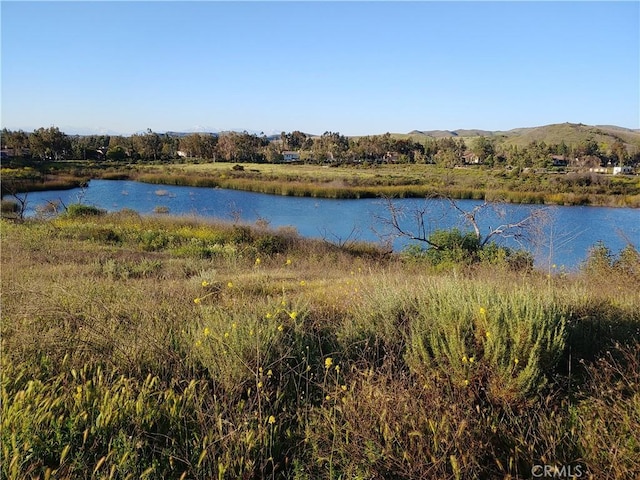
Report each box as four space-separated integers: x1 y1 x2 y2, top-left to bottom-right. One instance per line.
1 213 639 479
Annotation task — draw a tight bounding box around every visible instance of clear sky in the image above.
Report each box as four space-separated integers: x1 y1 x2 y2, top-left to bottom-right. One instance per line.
2 1 639 136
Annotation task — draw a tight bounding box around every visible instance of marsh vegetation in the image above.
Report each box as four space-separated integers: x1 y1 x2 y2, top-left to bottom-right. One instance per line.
2 208 639 479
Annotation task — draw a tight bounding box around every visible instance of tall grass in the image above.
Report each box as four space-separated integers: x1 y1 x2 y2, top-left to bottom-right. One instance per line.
2 213 639 478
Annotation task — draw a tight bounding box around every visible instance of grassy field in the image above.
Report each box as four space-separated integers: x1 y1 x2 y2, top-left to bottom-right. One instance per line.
133 162 640 207
2 210 639 479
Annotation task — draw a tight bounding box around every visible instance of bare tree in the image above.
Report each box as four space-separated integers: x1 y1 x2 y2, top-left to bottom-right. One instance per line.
2 188 28 221
376 194 550 251
319 225 362 249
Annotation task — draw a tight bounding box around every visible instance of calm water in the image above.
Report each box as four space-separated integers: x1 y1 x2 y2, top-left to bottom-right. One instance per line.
21 179 640 269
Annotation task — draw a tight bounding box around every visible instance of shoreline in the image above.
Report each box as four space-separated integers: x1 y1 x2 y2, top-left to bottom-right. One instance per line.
2 162 639 208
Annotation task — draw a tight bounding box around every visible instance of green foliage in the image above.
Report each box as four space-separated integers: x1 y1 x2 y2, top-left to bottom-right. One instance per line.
64 203 106 218
401 228 533 271
582 241 640 280
404 281 567 403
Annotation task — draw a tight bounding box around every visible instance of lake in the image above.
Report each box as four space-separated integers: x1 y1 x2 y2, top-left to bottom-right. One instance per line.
21 179 640 270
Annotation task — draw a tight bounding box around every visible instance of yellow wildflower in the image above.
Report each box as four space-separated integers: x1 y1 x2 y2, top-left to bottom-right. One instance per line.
266 312 273 319
325 395 331 401
514 358 519 365
288 311 298 320
277 324 284 332
341 385 347 391
201 280 210 287
285 258 292 266
268 415 276 425
194 298 201 304
479 307 487 317
468 356 475 364
462 355 468 364
224 332 229 338
485 331 491 339
267 369 273 377
257 382 263 389
325 357 333 369
255 257 261 265
227 282 233 288
335 365 340 373
299 280 306 286
203 327 210 337
195 340 202 347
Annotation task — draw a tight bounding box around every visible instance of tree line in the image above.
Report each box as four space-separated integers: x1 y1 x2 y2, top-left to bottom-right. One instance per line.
1 126 637 169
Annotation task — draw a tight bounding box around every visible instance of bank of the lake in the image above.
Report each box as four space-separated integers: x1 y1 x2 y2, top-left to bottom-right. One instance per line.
20 179 640 270
3 161 640 207
134 162 640 207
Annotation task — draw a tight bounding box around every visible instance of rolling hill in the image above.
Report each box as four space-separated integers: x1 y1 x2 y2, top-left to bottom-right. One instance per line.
405 123 640 150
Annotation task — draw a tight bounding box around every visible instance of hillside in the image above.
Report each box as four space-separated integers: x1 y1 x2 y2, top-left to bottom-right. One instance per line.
405 122 640 151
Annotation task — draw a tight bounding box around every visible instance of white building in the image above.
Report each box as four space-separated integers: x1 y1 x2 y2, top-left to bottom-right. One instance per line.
282 151 300 162
613 166 633 175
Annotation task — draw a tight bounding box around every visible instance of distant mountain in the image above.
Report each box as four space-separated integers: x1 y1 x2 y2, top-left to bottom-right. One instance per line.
408 129 495 138
406 123 640 149
164 131 219 138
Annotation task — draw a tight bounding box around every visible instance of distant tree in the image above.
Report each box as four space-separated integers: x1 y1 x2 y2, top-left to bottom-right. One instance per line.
263 142 283 163
281 130 308 151
160 134 178 160
1 129 29 157
611 140 627 166
69 135 110 160
575 138 599 158
132 129 162 160
29 126 70 161
216 133 238 162
312 131 349 162
216 132 264 162
433 149 459 168
179 133 218 160
471 136 495 163
106 146 127 161
108 136 134 158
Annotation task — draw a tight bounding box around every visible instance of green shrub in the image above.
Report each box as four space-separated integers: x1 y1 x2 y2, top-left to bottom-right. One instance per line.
614 244 640 278
582 242 640 280
401 229 533 271
253 233 290 255
64 203 106 218
582 241 613 274
0 200 19 213
405 281 567 403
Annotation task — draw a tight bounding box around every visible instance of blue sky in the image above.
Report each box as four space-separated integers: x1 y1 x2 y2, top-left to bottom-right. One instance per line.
2 1 638 136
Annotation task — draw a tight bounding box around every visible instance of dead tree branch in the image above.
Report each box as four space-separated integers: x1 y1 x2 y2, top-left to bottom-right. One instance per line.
377 194 550 251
